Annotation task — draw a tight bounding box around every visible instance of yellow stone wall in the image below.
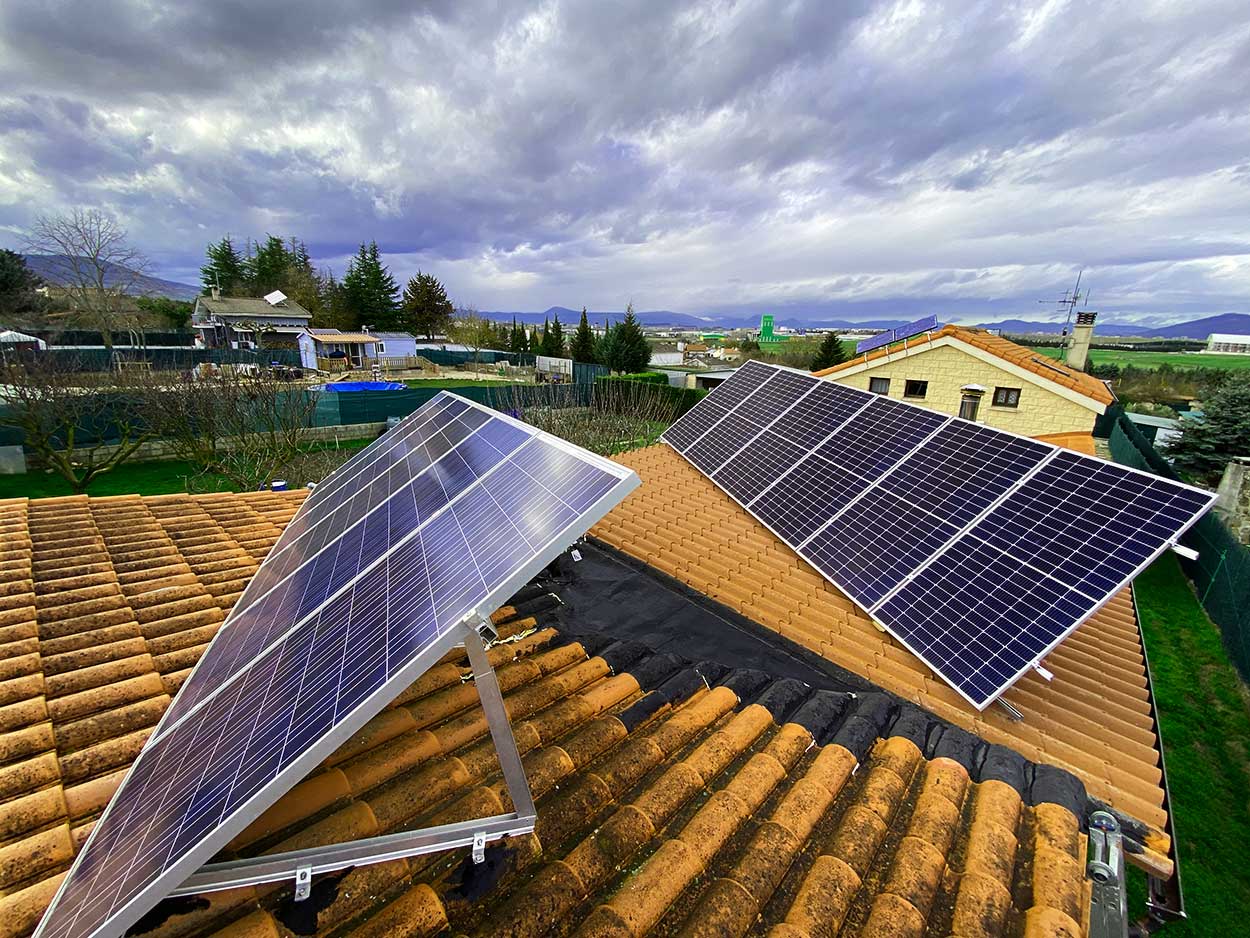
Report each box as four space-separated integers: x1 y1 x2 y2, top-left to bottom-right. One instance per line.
825 343 1098 436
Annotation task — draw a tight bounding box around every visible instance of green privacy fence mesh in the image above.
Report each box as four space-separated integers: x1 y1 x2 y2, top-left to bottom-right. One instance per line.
1109 413 1250 681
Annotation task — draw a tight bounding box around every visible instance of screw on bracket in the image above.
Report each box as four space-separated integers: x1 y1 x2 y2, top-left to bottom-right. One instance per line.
294 865 312 902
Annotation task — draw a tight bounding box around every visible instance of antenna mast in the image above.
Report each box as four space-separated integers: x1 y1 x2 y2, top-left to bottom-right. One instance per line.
1038 269 1085 350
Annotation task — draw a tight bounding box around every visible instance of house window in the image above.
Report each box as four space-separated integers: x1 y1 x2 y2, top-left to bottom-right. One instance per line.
992 386 1022 408
376 342 386 354
868 377 891 395
903 379 928 399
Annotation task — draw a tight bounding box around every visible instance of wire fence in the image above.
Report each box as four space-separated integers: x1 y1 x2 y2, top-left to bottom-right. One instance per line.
1108 412 1250 681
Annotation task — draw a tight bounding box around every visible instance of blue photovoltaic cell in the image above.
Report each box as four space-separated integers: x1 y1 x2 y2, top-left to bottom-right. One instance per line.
893 313 938 342
967 451 1215 599
36 395 638 938
660 360 776 453
161 417 533 730
875 422 1049 528
814 396 948 480
684 413 765 475
801 488 961 606
876 536 1091 706
855 329 894 354
766 381 870 450
713 430 809 505
661 360 1214 711
750 452 872 545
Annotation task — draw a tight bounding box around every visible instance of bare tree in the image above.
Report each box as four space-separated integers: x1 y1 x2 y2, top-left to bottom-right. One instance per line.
0 357 155 493
447 306 496 377
147 369 321 491
24 209 150 350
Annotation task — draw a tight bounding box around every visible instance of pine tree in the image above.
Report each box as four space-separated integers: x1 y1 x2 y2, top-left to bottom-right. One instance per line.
1165 378 1250 484
399 271 454 338
201 236 247 296
600 304 650 373
810 331 849 371
538 317 551 356
247 235 291 295
342 241 400 330
547 312 566 357
570 307 597 363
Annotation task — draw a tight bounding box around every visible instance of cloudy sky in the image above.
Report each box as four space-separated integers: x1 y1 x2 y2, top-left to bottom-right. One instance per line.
1 0 1248 322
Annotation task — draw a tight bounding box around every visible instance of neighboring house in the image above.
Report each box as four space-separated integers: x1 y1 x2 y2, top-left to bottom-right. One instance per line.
683 366 738 390
814 324 1114 447
0 328 46 352
1205 333 1250 354
192 291 313 350
363 330 420 359
297 329 379 370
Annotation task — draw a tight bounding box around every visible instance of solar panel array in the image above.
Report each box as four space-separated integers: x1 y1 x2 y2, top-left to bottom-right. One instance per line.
854 313 939 354
663 360 1214 709
35 393 639 938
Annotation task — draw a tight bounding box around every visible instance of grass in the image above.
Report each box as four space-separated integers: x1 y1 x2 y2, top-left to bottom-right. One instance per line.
1130 554 1250 933
1031 347 1250 370
0 438 373 500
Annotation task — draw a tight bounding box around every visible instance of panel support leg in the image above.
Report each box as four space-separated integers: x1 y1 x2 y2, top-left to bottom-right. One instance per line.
167 622 537 897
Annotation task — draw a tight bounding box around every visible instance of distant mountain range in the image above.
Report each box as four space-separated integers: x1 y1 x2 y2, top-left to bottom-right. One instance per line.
22 254 200 302
482 306 1250 339
19 255 1247 339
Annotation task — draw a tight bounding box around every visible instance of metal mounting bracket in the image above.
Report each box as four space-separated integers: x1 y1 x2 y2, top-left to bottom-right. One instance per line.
1088 810 1128 938
293 866 312 902
997 698 1024 722
169 621 536 898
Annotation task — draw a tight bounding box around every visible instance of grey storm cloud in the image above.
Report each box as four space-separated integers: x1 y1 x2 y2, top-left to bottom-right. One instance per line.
1 0 1249 321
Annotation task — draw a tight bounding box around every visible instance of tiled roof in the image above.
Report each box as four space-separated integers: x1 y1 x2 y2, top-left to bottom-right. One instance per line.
195 297 313 319
0 491 1096 938
813 325 1116 406
594 445 1173 877
309 332 379 344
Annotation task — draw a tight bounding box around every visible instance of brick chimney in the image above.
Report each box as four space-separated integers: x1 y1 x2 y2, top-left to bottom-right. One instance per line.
1066 310 1096 371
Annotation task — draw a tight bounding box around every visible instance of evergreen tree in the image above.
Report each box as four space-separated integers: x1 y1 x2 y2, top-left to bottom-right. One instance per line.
509 317 525 354
569 307 597 363
247 235 291 295
201 236 247 295
538 316 551 356
342 241 399 330
599 304 650 373
1165 378 1250 484
0 249 46 321
399 271 455 338
810 331 850 371
547 312 566 357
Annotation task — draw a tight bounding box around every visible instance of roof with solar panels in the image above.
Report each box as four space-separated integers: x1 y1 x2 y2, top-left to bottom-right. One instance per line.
0 375 1213 938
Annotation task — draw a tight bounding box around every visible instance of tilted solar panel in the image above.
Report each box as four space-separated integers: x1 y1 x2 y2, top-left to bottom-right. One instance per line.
661 362 1214 710
35 393 639 938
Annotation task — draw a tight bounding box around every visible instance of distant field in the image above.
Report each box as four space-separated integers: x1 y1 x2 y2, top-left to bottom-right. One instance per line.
1031 347 1250 370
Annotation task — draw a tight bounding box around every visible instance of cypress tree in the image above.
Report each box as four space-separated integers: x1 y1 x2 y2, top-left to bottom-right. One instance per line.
569 307 597 363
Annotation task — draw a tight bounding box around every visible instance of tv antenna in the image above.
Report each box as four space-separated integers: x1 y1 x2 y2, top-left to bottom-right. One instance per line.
1038 269 1085 337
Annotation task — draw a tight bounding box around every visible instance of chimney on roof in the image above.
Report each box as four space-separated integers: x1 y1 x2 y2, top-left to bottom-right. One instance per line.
1066 311 1097 371
210 285 220 300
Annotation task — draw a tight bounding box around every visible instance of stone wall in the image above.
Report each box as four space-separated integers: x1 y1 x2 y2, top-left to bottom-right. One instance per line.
1215 457 1250 544
827 343 1099 436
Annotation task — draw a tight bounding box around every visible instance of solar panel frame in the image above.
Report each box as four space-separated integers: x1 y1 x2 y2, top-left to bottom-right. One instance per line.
34 394 639 938
661 361 1217 711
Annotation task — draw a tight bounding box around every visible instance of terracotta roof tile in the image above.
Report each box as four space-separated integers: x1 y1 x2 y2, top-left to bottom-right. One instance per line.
0 491 1113 938
812 324 1116 406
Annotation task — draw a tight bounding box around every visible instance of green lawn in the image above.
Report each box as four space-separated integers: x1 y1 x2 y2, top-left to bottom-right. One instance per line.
1031 346 1250 370
0 438 373 500
1131 555 1250 933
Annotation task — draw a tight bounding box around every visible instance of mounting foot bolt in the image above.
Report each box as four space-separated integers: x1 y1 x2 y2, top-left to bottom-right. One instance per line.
294 865 312 902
